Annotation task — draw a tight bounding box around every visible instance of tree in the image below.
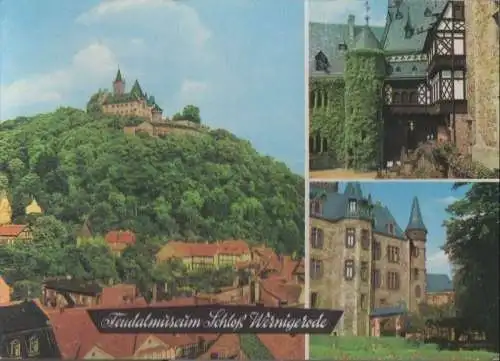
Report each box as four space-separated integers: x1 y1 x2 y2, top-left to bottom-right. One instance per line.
443 183 499 351
173 105 201 124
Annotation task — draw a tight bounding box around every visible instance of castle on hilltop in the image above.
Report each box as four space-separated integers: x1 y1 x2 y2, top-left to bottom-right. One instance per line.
100 69 164 122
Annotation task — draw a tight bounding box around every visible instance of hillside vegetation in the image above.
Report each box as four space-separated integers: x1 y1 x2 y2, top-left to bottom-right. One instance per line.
0 108 304 298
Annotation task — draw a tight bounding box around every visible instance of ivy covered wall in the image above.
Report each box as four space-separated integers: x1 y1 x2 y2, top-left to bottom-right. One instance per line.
309 77 345 166
344 49 386 170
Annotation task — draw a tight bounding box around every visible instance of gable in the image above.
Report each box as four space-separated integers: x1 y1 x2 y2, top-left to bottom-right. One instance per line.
135 335 168 354
83 346 113 359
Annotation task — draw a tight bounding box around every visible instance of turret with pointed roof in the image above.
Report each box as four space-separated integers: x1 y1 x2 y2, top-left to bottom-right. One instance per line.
130 80 144 98
353 25 382 50
113 68 125 95
406 196 426 233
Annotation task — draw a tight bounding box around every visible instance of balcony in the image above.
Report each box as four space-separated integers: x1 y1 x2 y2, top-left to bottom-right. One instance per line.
427 55 466 78
384 103 429 115
427 99 468 115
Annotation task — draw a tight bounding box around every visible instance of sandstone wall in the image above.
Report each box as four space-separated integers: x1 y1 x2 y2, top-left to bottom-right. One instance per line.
465 0 500 168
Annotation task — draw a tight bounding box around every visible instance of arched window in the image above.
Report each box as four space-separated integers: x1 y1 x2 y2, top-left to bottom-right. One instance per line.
393 92 401 104
402 92 409 104
309 91 316 108
315 133 322 153
410 92 418 104
415 285 421 298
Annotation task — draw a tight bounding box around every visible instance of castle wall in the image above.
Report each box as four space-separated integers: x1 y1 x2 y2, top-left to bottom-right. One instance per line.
450 113 473 156
371 233 410 311
465 0 500 168
102 99 154 120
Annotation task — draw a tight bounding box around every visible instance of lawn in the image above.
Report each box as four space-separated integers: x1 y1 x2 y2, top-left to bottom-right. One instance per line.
310 335 497 361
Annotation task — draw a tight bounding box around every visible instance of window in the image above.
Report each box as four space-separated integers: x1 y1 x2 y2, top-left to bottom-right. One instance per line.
379 298 387 306
361 229 370 250
412 246 419 258
345 228 356 248
413 268 419 281
311 259 323 280
372 241 381 260
10 339 21 358
387 271 400 290
344 260 355 280
387 246 400 263
360 294 368 309
315 51 330 73
310 292 319 308
310 199 322 216
415 285 422 298
386 223 395 235
338 43 348 51
360 261 369 282
372 269 381 288
348 199 357 213
453 4 464 20
309 91 316 109
311 227 324 249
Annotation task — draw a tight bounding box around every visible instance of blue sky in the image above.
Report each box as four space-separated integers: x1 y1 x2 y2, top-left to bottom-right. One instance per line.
337 181 471 277
308 0 387 26
0 0 305 174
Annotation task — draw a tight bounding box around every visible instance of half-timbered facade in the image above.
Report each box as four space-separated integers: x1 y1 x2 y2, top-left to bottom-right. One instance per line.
309 0 496 170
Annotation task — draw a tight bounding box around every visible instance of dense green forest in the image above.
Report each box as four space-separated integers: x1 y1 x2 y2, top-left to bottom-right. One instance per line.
0 107 304 299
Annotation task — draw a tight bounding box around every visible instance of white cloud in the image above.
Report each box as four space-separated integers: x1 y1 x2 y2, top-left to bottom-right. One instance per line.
1 43 117 112
436 196 459 205
76 0 211 50
308 0 385 26
427 249 451 274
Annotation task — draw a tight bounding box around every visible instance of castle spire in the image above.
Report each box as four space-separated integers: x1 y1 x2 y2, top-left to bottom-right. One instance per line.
406 196 427 232
114 68 123 83
130 79 144 98
113 67 125 95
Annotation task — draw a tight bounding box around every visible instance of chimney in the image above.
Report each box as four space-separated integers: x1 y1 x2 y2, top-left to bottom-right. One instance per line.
348 15 356 45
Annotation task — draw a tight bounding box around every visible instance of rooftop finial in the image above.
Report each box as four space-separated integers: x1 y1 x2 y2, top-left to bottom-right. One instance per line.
365 0 371 25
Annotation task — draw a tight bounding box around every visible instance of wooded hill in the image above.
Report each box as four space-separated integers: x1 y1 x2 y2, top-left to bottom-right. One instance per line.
0 108 304 298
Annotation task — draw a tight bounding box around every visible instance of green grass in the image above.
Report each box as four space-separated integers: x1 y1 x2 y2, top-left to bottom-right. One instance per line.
310 335 497 361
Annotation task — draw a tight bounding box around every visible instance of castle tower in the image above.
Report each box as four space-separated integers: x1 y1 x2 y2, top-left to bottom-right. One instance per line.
344 25 385 171
113 68 125 95
405 196 427 311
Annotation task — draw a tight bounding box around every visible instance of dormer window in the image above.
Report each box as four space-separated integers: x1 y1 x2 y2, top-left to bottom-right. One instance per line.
395 10 403 20
348 199 357 213
338 43 348 51
387 223 394 234
405 26 414 39
424 7 432 17
315 51 330 73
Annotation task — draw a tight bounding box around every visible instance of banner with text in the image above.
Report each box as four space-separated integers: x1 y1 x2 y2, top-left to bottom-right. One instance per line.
88 305 343 334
